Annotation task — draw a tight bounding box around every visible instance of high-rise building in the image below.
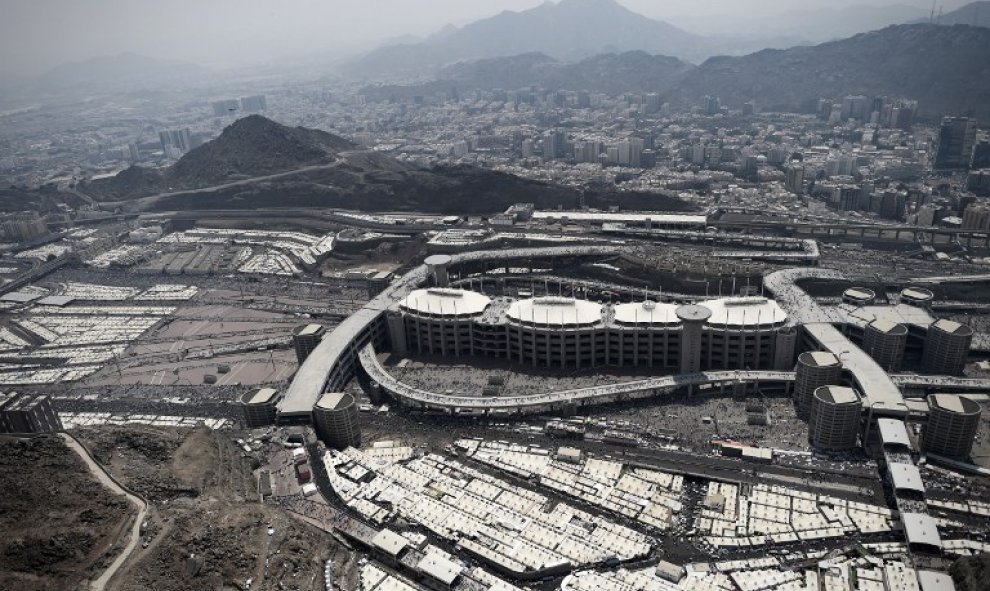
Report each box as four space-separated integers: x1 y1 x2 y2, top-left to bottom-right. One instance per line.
702 95 721 116
543 130 567 159
840 95 870 122
962 202 990 231
576 91 592 109
642 93 662 114
1 213 49 242
968 170 990 196
158 128 192 154
934 117 977 170
240 95 267 112
614 138 644 167
521 138 536 158
972 139 990 169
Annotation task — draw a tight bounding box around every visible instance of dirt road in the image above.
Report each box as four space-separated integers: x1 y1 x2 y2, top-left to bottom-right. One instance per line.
61 433 148 591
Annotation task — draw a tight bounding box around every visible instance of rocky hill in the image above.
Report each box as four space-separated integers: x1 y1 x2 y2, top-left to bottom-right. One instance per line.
83 116 695 215
0 435 134 591
169 115 354 187
674 24 990 120
82 115 357 201
342 0 703 77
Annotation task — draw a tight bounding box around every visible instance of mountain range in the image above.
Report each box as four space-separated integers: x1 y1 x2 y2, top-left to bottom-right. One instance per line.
672 24 990 120
342 0 987 79
361 51 695 101
363 23 990 122
342 0 706 77
80 116 695 215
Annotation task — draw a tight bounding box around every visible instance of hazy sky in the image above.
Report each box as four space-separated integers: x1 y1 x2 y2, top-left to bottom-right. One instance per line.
0 0 973 76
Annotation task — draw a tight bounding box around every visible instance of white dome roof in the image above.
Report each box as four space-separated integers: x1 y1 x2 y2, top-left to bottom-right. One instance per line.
507 297 602 327
400 288 491 317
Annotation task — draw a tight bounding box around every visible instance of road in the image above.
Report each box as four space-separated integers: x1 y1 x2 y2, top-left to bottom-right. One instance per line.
61 433 148 591
100 161 347 213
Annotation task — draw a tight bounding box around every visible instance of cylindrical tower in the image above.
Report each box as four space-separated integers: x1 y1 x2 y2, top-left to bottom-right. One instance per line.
863 319 908 372
314 392 361 450
794 351 842 417
240 388 280 428
923 394 981 458
424 254 453 288
922 319 973 375
292 324 325 364
810 385 862 451
676 305 711 374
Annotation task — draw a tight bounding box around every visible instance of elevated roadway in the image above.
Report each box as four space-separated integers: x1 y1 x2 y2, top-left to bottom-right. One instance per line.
360 344 791 414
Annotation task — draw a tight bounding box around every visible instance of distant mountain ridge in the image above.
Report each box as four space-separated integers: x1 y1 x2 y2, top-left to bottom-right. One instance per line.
674 24 990 121
361 51 694 100
342 0 704 78
363 24 990 122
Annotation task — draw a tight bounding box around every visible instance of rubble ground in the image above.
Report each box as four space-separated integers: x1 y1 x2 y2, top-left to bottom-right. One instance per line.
74 425 342 591
0 434 135 591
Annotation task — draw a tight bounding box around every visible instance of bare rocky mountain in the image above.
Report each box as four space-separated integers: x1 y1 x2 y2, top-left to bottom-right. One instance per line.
82 115 357 201
0 435 134 591
674 24 990 121
342 0 705 78
168 114 354 187
82 115 695 215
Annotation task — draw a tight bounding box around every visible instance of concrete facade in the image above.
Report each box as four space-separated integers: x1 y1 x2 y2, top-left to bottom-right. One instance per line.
397 292 792 372
863 319 908 372
240 388 280 428
923 394 981 458
922 319 973 376
293 323 326 364
810 386 862 451
314 392 361 450
794 351 843 417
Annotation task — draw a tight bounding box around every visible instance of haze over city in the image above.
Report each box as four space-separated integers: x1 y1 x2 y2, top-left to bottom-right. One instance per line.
0 0 978 75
